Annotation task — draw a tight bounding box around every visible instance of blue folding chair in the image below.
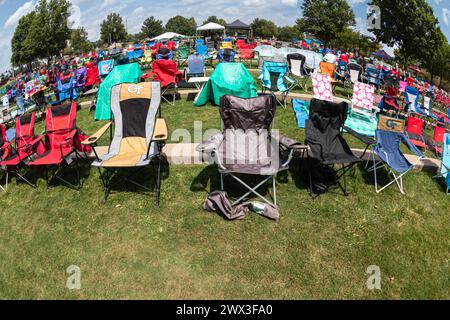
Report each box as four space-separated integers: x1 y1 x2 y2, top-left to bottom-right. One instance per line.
259 61 295 109
422 94 439 120
405 86 425 115
184 53 206 80
292 99 309 128
435 133 450 194
368 129 424 194
365 67 380 89
218 49 235 63
195 39 205 46
195 45 210 60
57 75 78 102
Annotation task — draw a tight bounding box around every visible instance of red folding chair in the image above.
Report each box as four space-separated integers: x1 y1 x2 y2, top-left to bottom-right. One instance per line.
383 86 404 115
27 102 87 189
0 113 46 190
239 48 255 67
143 60 183 106
426 124 446 155
406 116 427 150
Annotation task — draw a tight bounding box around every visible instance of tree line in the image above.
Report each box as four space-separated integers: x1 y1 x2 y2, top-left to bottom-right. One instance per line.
8 0 450 89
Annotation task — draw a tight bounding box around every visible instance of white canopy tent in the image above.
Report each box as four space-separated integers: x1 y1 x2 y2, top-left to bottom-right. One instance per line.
196 22 226 38
151 32 186 41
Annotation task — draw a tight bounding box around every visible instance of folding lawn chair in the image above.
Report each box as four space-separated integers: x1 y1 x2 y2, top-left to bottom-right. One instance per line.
350 81 376 115
57 71 78 102
0 113 45 190
379 86 404 117
195 45 211 62
422 93 440 121
184 53 206 80
367 119 424 194
425 124 446 155
286 53 312 92
260 61 295 109
140 49 153 68
218 49 235 63
319 61 336 83
83 82 168 204
27 102 88 189
434 133 450 194
364 67 381 90
197 94 305 206
305 98 363 197
238 48 255 67
311 73 333 102
406 115 427 150
348 63 363 84
176 46 190 67
334 61 349 90
405 86 425 116
149 60 183 106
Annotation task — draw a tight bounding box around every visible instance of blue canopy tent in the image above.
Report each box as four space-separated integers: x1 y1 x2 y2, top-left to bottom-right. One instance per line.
371 50 394 61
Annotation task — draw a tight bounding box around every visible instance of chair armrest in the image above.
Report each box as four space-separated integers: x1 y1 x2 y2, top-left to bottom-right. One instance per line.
152 118 168 142
82 122 112 145
279 135 308 151
343 126 376 146
28 134 46 147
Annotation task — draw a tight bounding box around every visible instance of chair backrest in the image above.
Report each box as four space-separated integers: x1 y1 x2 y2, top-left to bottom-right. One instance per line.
319 61 335 80
16 112 35 142
240 48 254 59
287 53 306 77
45 102 77 151
442 133 450 176
423 95 432 115
308 98 348 131
405 86 420 113
98 59 114 76
177 46 190 59
76 67 87 87
195 39 205 46
366 67 380 85
195 45 209 58
261 61 288 92
311 73 333 102
337 61 348 73
151 60 179 88
109 82 161 157
406 116 424 135
219 95 276 170
219 49 235 62
399 80 407 93
378 115 405 132
220 94 276 131
348 63 362 83
221 41 233 49
351 81 374 111
187 53 205 74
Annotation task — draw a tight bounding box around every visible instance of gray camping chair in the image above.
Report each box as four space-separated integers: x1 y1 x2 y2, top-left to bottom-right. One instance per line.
197 95 306 206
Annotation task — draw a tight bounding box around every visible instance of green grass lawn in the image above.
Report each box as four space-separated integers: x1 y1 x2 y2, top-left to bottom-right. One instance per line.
1 93 449 300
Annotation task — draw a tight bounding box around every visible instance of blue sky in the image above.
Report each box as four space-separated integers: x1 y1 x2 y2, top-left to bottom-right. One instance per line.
0 0 449 73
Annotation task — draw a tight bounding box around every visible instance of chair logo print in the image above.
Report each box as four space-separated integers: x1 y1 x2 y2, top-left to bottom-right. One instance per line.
127 84 144 95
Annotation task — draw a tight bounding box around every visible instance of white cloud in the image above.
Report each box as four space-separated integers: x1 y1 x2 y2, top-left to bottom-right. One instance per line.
3 1 35 29
281 0 297 6
443 8 449 26
0 0 7 7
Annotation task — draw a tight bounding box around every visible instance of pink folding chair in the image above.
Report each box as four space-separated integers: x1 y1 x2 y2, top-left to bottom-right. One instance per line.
311 73 333 102
399 81 407 93
351 81 375 114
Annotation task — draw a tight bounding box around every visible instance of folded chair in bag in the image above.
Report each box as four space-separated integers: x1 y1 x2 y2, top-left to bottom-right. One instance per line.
367 122 424 194
260 61 295 108
27 102 87 189
0 113 45 190
83 82 168 204
197 95 305 206
287 53 312 92
149 60 183 106
306 99 363 197
406 115 427 150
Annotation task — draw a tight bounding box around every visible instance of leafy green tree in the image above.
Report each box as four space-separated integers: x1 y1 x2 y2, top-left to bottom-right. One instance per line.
141 16 165 38
100 13 128 44
11 12 35 66
165 16 197 35
202 16 227 26
330 28 381 55
421 40 450 85
250 18 278 38
70 27 93 54
369 0 445 68
295 0 355 46
20 0 71 62
277 26 298 42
